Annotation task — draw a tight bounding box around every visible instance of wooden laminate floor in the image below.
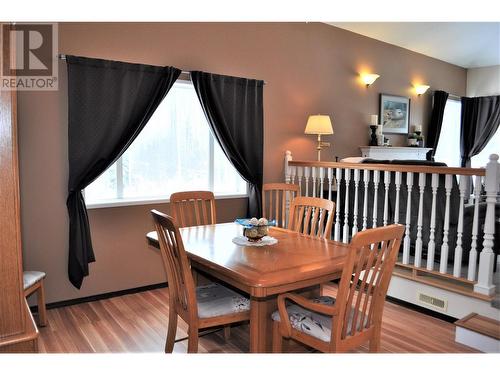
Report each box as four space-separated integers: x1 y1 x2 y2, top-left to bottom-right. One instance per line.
37 284 477 353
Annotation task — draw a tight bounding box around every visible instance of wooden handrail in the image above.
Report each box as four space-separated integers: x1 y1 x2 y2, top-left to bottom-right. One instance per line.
288 160 486 176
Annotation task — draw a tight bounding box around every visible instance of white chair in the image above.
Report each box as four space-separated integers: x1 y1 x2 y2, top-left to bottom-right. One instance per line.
23 271 47 327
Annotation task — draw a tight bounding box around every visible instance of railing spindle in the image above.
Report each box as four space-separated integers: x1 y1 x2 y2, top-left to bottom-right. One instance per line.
453 175 467 277
343 168 351 243
439 174 453 274
319 167 325 199
362 169 370 231
394 172 402 224
284 150 292 184
290 166 297 184
304 167 310 197
312 167 317 198
383 171 391 226
297 167 303 196
415 173 426 268
426 173 439 271
402 172 413 265
327 168 333 201
352 169 360 236
372 170 380 228
467 175 481 281
334 168 342 241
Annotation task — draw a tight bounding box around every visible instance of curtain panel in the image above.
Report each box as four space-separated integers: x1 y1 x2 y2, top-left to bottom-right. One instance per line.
460 95 500 167
426 90 449 161
191 71 264 217
66 55 180 288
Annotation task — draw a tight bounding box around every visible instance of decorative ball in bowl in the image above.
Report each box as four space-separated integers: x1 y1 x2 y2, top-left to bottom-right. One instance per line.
235 217 276 242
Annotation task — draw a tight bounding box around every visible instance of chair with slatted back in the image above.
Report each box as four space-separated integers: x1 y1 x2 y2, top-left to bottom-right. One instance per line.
151 209 250 353
271 224 405 353
262 183 300 228
287 196 335 239
170 191 216 228
169 190 236 337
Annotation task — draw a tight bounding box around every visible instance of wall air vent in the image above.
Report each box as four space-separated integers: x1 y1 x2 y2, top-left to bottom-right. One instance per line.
417 292 448 312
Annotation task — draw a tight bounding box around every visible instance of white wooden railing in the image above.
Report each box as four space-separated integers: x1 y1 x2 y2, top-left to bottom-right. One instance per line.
284 151 499 297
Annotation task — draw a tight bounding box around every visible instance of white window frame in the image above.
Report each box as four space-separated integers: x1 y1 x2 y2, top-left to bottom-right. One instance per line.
85 79 248 209
85 192 248 210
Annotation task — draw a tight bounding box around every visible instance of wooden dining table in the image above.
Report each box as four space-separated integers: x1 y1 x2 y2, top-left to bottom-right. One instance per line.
146 222 351 353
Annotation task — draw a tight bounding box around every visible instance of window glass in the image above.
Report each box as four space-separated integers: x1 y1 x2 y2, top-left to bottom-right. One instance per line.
85 81 247 206
471 126 500 168
434 99 462 167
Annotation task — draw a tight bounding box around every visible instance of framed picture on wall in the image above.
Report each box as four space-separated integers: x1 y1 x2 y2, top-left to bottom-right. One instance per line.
379 94 410 134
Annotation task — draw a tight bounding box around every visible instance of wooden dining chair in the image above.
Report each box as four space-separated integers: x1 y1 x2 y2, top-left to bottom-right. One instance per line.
151 209 250 353
288 196 335 239
170 191 216 228
271 224 405 353
262 183 300 228
23 271 47 327
169 190 235 336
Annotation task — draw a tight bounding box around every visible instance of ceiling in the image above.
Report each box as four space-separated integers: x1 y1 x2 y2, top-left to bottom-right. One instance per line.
328 22 500 68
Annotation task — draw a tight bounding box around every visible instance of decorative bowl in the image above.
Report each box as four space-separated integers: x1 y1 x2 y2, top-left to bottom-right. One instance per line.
235 218 276 242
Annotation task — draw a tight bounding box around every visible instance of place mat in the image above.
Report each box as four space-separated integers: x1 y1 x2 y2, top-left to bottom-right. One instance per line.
232 236 278 247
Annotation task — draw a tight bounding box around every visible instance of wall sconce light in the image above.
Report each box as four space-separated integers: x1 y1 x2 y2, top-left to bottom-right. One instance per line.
361 73 380 87
415 84 430 96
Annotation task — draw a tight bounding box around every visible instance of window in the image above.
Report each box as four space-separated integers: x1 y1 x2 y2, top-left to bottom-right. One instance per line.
434 98 462 167
85 80 247 208
434 97 500 168
471 126 500 168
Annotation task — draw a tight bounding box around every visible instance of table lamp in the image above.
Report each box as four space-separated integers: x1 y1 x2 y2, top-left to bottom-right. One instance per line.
304 115 333 161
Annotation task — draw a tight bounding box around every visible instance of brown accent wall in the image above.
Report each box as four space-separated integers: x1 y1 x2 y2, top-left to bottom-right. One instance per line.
17 23 466 303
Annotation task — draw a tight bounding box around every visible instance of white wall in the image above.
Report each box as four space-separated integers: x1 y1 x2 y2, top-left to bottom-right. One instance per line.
466 65 500 96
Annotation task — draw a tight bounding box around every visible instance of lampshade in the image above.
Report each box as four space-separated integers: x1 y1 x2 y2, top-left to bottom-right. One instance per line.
304 115 334 135
415 84 430 95
361 73 380 86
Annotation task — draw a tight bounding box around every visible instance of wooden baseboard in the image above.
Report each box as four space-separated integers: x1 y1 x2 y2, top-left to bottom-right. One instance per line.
396 262 476 285
29 282 168 312
393 265 494 302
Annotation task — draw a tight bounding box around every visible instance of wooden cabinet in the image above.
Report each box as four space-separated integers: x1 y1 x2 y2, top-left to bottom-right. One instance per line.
0 66 38 352
359 146 432 160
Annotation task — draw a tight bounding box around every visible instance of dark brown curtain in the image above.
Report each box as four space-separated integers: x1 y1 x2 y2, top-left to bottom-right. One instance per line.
190 71 264 217
426 90 449 160
66 56 180 288
460 95 500 167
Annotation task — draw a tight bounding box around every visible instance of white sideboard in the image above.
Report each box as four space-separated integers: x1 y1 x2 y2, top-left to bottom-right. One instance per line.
359 146 432 160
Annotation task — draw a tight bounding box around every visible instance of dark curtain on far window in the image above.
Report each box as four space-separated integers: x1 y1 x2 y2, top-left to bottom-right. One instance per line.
460 95 500 167
426 90 449 161
66 56 180 288
191 71 264 217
